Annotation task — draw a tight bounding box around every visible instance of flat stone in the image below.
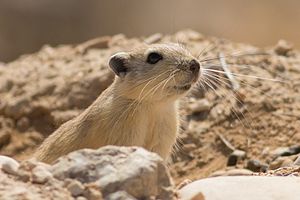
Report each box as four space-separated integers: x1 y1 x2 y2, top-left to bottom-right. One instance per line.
180 176 300 200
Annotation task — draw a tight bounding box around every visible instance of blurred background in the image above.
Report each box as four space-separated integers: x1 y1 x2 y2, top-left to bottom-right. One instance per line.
0 0 300 62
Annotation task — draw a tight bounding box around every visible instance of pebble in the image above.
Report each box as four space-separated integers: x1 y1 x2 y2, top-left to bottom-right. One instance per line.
274 40 293 56
0 131 11 147
32 165 53 184
17 169 31 182
246 160 268 172
271 145 300 158
210 169 253 177
67 180 85 197
106 191 137 200
227 150 246 166
226 169 253 176
84 187 103 200
0 155 20 175
76 197 88 200
16 117 30 132
144 33 162 44
294 155 300 166
187 99 211 114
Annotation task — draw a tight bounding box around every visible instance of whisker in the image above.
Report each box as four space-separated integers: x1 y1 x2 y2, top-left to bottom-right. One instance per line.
202 76 251 129
200 51 269 63
203 68 286 83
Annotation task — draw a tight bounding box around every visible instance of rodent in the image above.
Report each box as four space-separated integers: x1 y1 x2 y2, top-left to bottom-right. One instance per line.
34 43 201 163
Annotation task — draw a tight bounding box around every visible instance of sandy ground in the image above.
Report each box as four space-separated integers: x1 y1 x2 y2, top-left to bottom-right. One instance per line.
0 30 299 185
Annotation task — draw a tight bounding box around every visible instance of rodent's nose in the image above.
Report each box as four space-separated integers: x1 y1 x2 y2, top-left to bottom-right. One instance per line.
189 59 200 74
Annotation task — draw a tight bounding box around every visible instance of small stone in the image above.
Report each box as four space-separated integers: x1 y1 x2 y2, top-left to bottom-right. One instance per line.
271 145 300 158
294 155 300 166
209 170 227 177
144 33 162 44
0 155 20 175
67 180 85 197
209 169 253 177
227 155 238 166
32 165 53 184
182 143 197 152
227 150 246 166
187 99 211 114
16 169 31 182
246 160 268 172
76 197 88 200
0 131 11 148
16 117 30 132
106 191 137 200
226 169 253 176
274 40 293 56
84 187 103 200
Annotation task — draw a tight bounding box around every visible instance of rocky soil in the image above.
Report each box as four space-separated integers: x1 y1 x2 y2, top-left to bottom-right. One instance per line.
0 30 300 199
0 146 174 199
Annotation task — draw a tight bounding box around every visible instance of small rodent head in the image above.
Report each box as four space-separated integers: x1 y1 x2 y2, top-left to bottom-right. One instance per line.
109 43 201 102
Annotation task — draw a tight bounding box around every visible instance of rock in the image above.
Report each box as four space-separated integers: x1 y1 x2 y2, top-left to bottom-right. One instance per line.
0 131 11 148
16 169 31 182
51 146 175 200
144 33 163 44
226 169 253 176
187 99 211 114
269 156 295 170
246 160 268 172
209 169 253 177
0 155 20 175
179 176 300 200
83 184 103 200
0 169 71 199
16 117 30 132
271 145 300 158
274 40 293 56
76 197 88 200
32 165 53 184
227 150 246 166
294 155 300 166
4 97 31 119
67 179 85 197
105 191 137 200
173 29 204 42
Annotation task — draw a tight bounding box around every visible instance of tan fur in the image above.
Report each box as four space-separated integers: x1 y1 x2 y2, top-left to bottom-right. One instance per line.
34 43 200 163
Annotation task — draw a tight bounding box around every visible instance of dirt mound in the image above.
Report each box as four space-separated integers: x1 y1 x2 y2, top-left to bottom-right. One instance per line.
0 30 300 184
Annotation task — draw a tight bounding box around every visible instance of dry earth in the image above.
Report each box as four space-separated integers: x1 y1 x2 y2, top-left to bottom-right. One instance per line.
0 30 300 187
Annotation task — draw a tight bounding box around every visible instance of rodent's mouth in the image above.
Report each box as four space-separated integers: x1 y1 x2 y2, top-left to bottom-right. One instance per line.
173 84 191 91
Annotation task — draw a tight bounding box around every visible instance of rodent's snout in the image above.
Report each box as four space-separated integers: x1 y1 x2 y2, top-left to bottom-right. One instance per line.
189 59 200 75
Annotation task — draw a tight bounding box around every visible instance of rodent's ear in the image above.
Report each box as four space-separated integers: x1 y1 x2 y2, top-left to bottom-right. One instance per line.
109 52 129 78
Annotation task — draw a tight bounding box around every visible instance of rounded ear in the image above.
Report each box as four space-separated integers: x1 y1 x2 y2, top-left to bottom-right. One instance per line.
109 52 129 78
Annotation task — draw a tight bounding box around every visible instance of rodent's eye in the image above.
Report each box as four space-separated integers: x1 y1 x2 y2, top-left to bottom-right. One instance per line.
146 52 163 64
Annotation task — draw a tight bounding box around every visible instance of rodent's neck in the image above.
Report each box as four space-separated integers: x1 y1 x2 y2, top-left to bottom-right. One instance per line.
110 79 177 106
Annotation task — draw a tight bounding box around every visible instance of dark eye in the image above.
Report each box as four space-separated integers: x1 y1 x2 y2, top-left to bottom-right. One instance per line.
146 52 163 64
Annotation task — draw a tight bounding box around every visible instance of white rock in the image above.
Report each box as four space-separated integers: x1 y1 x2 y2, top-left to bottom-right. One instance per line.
51 146 174 199
180 176 300 200
32 165 53 184
67 180 84 196
0 155 20 175
106 191 137 200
